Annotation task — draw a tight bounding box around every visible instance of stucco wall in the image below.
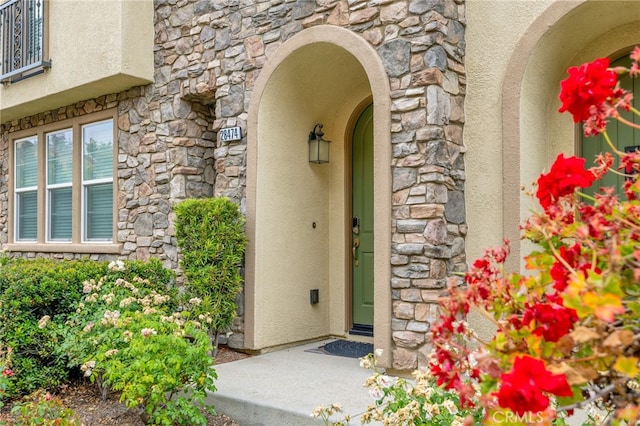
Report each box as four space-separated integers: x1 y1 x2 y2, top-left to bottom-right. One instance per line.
247 37 383 350
0 0 154 122
466 0 640 271
464 0 555 265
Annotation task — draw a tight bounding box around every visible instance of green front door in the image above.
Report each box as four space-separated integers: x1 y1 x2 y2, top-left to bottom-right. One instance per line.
582 53 640 197
351 104 374 335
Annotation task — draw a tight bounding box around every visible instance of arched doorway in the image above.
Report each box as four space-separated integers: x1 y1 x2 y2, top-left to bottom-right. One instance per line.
244 26 392 365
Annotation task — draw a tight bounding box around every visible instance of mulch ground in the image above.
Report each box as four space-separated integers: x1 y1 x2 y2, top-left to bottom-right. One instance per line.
0 345 250 425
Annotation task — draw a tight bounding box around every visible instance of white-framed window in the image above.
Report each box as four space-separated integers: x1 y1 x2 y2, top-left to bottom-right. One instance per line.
81 120 113 242
14 136 38 241
46 128 73 241
11 112 116 248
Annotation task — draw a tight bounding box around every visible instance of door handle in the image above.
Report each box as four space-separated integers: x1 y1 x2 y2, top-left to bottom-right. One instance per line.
352 237 360 267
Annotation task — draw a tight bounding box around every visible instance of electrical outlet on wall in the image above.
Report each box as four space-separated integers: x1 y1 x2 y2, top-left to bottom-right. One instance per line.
310 289 319 305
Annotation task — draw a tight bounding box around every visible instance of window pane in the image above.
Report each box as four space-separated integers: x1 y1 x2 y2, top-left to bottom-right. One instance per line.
17 191 37 241
83 120 113 181
15 137 38 189
47 129 73 185
85 183 112 241
49 187 72 241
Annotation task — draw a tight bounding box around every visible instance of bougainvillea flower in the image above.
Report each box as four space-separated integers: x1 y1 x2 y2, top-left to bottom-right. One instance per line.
523 302 578 342
536 154 596 211
559 58 617 123
496 356 572 415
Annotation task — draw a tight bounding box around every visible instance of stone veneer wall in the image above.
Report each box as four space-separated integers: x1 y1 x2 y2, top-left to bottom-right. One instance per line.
0 85 215 267
0 0 466 370
161 0 467 370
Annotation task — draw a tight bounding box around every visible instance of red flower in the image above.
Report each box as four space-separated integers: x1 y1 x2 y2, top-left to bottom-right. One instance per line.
536 154 595 211
2 368 13 377
496 356 573 415
550 244 581 292
559 58 617 123
523 302 578 342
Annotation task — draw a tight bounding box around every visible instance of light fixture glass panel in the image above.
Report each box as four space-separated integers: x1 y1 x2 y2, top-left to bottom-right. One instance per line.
318 139 330 163
309 139 320 163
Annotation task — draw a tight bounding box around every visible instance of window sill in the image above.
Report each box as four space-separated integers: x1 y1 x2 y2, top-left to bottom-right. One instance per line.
5 243 122 254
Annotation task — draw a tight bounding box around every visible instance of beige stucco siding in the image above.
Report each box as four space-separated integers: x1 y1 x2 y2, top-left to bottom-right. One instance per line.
249 41 373 349
464 0 555 265
0 0 154 122
466 0 640 271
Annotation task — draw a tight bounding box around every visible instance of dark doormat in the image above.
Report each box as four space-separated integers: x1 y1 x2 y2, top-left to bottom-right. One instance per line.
308 340 374 359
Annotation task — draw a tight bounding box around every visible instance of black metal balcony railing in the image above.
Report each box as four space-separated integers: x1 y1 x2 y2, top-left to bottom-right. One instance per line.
0 0 50 83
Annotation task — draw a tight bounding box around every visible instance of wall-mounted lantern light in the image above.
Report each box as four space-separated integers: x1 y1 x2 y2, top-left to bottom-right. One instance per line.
308 123 331 164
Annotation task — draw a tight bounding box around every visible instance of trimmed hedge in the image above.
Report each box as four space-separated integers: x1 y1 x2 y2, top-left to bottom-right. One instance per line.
174 197 247 350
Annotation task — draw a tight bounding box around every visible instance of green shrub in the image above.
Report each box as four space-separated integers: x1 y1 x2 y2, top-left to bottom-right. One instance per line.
10 389 80 426
59 266 216 425
0 257 174 397
174 197 247 352
0 257 105 395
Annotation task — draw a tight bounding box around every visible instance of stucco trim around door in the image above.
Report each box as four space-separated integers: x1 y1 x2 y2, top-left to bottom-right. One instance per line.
245 25 392 366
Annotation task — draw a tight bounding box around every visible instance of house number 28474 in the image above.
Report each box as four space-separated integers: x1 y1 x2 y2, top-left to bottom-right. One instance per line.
219 126 242 142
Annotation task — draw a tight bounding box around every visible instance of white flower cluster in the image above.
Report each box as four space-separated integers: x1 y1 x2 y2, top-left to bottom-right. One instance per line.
119 297 136 308
101 292 115 305
104 349 119 357
85 293 99 303
38 315 51 329
138 292 170 308
114 278 139 295
197 313 213 325
100 310 121 327
80 360 96 377
143 306 158 315
82 277 105 294
108 260 125 271
310 403 344 419
140 328 157 338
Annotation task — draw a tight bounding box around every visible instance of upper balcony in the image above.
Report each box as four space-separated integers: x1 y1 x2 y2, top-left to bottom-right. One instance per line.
0 0 50 84
0 0 154 123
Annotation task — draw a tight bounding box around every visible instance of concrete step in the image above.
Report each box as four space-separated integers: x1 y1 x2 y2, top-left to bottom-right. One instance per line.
206 340 376 426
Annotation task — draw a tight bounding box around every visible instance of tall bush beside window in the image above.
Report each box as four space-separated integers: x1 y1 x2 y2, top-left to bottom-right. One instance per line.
174 197 247 355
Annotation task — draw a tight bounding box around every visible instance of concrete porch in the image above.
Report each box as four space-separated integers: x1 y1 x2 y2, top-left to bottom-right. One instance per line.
206 339 378 426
